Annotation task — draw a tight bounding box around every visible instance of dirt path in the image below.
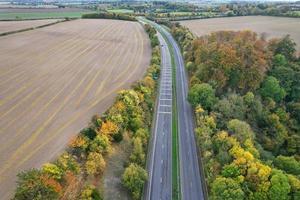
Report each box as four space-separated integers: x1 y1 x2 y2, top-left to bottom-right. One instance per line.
0 19 151 199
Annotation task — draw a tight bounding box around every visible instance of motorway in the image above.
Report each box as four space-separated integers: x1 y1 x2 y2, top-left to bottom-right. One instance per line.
144 32 173 200
165 27 205 200
141 18 205 200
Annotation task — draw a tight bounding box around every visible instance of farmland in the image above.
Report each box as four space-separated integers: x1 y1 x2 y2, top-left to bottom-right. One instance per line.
0 7 92 20
0 19 151 199
179 16 300 51
0 19 60 34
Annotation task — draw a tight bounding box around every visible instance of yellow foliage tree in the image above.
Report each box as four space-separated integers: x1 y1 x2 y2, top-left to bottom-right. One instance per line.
85 152 106 176
100 120 119 137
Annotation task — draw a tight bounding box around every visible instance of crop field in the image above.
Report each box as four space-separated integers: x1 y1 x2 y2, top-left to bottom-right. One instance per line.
180 16 300 51
0 19 151 199
0 7 92 19
0 19 60 34
107 9 134 13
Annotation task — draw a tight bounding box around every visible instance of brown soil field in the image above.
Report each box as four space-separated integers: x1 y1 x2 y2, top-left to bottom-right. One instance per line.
0 19 60 34
179 16 300 51
0 19 151 199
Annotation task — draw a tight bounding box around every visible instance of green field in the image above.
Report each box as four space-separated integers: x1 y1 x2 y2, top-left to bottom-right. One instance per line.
170 11 193 16
0 11 93 20
107 9 134 14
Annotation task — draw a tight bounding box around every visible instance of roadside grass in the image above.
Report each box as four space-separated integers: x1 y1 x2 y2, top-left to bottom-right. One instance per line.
101 132 132 200
107 9 134 14
0 11 92 20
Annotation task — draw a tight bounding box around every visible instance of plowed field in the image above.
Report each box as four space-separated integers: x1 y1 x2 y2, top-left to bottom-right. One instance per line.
0 19 151 199
180 16 300 51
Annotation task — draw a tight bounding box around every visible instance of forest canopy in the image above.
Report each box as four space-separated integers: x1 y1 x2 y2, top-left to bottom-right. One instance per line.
171 24 300 200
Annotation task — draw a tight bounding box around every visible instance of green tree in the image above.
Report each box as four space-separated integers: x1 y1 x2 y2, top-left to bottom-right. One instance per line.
122 163 147 200
270 35 296 61
211 177 245 200
130 137 145 166
80 185 103 200
56 152 80 174
134 128 149 147
42 163 63 180
274 156 300 176
268 170 291 200
221 164 240 178
227 119 255 143
129 116 144 132
260 76 286 102
188 83 217 110
89 134 110 154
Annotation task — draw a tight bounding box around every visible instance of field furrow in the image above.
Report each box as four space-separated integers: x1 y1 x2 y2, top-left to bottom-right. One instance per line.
0 19 151 199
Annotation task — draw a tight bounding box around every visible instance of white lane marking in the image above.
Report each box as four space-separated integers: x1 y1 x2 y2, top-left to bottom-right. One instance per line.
161 159 163 164
159 98 172 101
158 111 171 114
160 177 163 183
160 105 171 107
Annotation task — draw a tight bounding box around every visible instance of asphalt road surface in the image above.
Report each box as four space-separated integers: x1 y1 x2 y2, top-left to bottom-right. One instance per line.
145 32 173 200
161 25 205 200
141 17 205 200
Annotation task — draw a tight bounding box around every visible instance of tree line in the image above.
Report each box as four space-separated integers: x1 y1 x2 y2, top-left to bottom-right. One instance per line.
82 12 137 21
170 23 300 200
13 24 161 200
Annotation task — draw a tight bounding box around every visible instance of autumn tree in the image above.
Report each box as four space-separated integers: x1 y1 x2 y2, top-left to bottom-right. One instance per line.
14 169 61 200
100 120 119 138
85 152 106 176
189 30 269 93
